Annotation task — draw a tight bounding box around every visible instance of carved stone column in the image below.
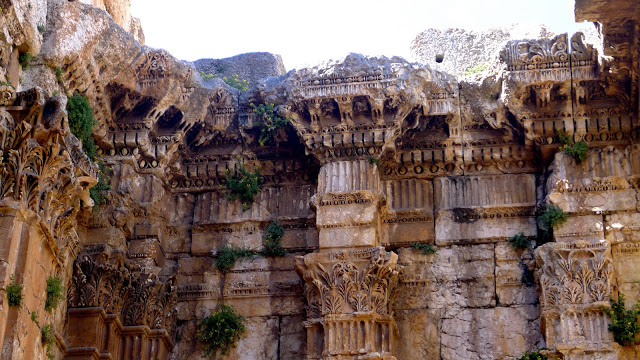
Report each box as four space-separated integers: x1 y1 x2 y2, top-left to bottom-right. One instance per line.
66 246 177 360
535 241 616 360
314 160 383 249
298 160 401 360
296 247 400 360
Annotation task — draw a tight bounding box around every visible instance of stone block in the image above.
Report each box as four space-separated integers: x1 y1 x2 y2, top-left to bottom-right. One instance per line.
395 309 441 360
191 222 261 255
279 315 307 360
435 208 537 245
605 212 640 243
128 237 164 266
440 306 543 360
85 227 127 251
318 225 379 249
495 242 539 306
553 214 604 243
396 244 496 309
550 187 637 214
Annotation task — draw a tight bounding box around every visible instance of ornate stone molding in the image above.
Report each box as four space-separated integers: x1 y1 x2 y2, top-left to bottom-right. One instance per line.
0 89 94 265
295 247 401 360
67 246 177 337
535 241 615 357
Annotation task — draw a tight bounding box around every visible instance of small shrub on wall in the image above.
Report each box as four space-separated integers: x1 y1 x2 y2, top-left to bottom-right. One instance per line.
45 276 64 312
5 275 23 307
67 94 97 160
197 304 246 357
262 221 286 257
558 133 588 162
516 350 547 360
412 243 437 254
215 247 255 273
509 233 531 250
222 163 260 211
604 293 640 345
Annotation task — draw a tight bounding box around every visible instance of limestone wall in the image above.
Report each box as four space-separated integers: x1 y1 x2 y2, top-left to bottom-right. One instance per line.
0 0 639 359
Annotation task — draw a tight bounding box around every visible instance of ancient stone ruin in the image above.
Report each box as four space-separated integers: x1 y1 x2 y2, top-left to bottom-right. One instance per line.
0 0 639 359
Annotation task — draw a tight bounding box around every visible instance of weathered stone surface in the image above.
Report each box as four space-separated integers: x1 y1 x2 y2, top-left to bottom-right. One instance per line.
395 309 440 360
411 25 555 77
440 306 543 360
0 0 639 359
195 52 286 87
397 245 495 310
495 242 539 306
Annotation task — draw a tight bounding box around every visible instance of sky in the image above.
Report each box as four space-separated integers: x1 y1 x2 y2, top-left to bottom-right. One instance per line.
131 0 587 71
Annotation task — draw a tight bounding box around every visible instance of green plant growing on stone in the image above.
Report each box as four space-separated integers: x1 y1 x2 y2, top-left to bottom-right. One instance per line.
603 293 640 346
44 276 64 312
31 311 39 325
37 24 45 34
0 77 14 89
461 64 489 77
54 67 64 84
509 233 531 250
223 74 249 92
222 162 260 211
515 350 547 360
90 161 111 207
539 204 568 230
368 157 381 166
41 323 56 359
5 275 23 307
412 243 437 255
19 52 33 70
251 102 290 146
537 204 568 245
67 94 97 160
199 71 217 81
558 133 588 162
196 304 246 357
215 246 255 273
262 221 286 257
